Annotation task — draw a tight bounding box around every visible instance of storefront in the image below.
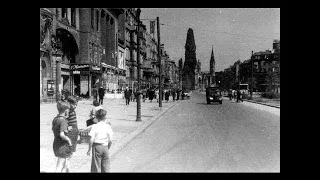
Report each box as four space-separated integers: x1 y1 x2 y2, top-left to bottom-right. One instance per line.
71 64 90 97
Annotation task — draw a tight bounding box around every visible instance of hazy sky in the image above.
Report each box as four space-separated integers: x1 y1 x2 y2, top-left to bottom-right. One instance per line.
140 8 280 72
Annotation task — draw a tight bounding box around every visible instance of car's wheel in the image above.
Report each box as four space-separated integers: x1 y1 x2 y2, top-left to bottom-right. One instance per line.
219 100 222 104
207 99 210 104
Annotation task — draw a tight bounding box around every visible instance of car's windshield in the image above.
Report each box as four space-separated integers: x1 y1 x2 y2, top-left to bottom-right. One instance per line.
208 88 219 94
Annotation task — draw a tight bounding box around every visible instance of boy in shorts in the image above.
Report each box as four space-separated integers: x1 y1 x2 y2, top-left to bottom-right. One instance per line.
52 101 72 172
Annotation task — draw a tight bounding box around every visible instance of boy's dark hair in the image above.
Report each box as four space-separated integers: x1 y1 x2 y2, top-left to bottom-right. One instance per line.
93 100 100 106
67 96 78 104
57 101 70 113
95 109 107 121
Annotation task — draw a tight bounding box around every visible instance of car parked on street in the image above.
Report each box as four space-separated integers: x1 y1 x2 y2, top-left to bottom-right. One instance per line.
183 92 190 99
206 86 222 104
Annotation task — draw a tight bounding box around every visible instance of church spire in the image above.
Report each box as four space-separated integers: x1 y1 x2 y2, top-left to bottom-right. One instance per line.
210 46 215 76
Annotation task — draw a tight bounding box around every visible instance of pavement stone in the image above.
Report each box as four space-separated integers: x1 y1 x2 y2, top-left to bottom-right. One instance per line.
40 96 178 172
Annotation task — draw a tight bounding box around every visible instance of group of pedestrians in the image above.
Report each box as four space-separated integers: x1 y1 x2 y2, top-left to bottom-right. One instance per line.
123 87 183 105
52 91 113 173
228 89 243 103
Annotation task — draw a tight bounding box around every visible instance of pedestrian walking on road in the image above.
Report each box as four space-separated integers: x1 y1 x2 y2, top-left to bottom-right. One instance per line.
66 96 79 155
149 88 155 103
129 88 133 102
181 90 185 100
124 87 131 105
142 89 146 102
176 89 180 101
232 90 236 101
52 101 72 172
228 89 233 101
155 88 159 102
92 85 98 102
98 86 106 105
87 109 113 173
165 90 170 102
236 90 243 103
172 89 176 101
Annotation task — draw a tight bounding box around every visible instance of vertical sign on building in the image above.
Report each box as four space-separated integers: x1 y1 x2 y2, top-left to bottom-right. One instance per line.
150 20 155 36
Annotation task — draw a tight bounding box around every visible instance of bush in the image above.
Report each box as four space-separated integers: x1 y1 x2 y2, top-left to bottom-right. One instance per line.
261 92 280 99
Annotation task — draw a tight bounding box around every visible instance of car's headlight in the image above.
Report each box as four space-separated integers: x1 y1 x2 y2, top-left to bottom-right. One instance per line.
209 97 213 100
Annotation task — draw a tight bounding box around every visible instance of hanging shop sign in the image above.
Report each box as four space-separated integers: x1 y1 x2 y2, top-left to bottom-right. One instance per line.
71 64 89 70
91 65 100 71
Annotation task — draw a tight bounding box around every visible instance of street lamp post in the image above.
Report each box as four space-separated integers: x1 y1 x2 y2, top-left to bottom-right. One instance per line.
251 51 253 97
136 8 142 122
157 16 162 108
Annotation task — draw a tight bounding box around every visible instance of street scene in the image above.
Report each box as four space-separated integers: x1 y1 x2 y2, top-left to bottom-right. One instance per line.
40 8 280 173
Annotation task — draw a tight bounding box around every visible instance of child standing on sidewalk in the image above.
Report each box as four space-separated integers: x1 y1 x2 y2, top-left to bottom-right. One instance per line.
87 109 113 173
87 100 103 127
52 101 72 172
66 96 79 154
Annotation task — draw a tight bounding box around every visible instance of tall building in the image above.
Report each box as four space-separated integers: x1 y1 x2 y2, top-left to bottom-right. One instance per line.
209 46 215 86
40 8 81 102
124 8 138 90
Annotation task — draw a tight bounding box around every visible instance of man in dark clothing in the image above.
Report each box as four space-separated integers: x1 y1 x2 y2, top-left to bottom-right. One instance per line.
236 90 243 103
176 89 180 101
92 86 98 101
98 86 106 105
165 90 170 102
124 88 131 105
129 88 133 102
172 89 176 101
181 90 185 100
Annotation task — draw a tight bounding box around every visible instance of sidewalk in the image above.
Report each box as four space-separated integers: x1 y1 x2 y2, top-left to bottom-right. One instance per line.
200 91 280 109
243 98 280 108
40 96 178 172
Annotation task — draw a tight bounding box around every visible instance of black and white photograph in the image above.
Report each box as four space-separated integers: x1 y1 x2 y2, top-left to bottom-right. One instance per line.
40 8 280 173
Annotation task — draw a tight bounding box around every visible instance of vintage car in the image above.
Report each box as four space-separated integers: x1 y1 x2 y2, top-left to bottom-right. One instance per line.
206 86 222 104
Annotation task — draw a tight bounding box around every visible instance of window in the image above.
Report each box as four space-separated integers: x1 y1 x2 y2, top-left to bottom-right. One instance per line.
71 8 76 27
62 8 68 19
91 8 94 29
110 17 114 25
56 8 60 18
96 10 99 31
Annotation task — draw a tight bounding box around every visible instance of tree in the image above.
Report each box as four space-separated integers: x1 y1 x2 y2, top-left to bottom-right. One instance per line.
182 28 197 92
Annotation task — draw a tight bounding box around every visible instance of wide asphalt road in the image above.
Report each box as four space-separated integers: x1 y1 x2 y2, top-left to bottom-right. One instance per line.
110 91 280 172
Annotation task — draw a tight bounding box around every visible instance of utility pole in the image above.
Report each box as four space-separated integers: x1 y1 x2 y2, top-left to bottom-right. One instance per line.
157 16 162 107
251 50 254 97
136 8 142 121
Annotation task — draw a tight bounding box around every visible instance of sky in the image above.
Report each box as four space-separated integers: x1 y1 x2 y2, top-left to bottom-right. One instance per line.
140 8 280 72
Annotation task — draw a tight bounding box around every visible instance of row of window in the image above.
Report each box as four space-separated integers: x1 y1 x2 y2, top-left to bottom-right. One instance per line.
57 8 77 28
57 8 117 32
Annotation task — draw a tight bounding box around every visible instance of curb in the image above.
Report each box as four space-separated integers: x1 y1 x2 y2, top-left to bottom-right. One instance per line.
109 101 179 160
243 99 280 109
222 96 280 109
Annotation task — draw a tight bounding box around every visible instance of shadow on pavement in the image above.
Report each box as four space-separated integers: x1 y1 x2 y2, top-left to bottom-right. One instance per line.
196 103 222 105
128 115 154 118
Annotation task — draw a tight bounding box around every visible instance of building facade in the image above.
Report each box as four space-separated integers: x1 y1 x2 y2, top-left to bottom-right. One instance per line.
41 8 173 102
40 8 81 102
